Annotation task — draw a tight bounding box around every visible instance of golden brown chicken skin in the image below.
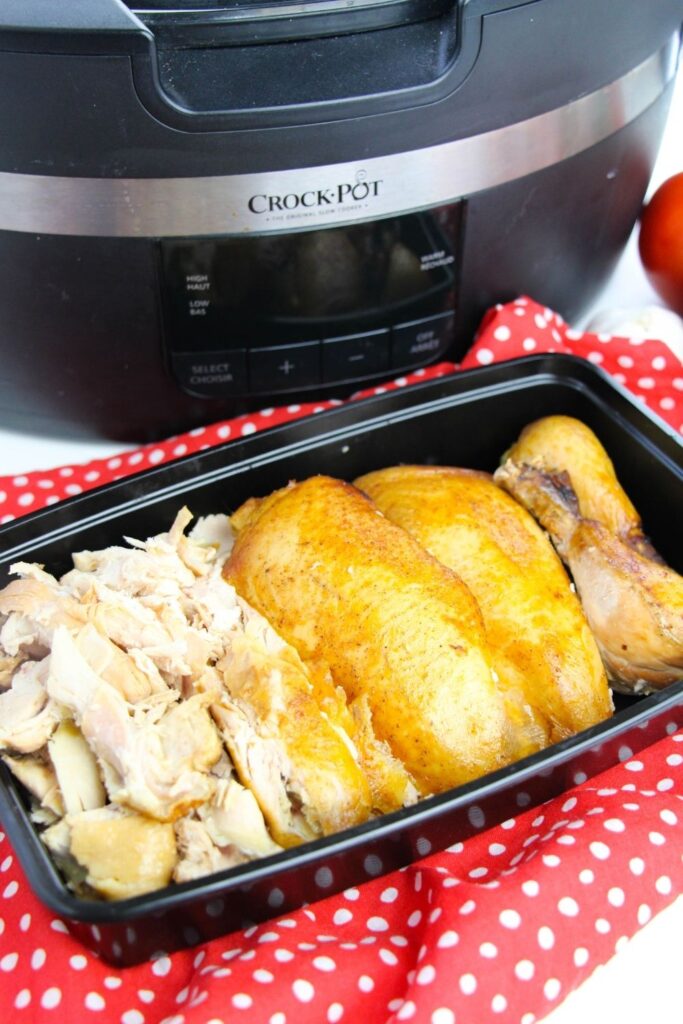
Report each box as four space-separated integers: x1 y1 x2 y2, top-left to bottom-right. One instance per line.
225 475 526 796
355 466 612 743
500 415 659 558
301 662 419 815
495 417 683 692
214 629 373 846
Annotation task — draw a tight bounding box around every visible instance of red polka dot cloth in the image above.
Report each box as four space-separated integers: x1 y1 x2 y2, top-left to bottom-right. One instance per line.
0 296 682 1024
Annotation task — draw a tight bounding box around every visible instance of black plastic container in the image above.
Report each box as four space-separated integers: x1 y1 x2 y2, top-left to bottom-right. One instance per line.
0 354 681 966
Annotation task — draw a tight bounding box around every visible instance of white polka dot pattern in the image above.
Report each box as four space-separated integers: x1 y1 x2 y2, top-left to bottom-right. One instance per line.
0 296 682 1024
0 728 678 1024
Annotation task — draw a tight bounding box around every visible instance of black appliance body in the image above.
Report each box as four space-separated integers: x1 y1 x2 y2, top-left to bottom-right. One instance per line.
0 0 681 441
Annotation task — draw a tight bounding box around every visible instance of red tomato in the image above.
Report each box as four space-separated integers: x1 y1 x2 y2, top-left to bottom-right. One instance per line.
638 172 683 315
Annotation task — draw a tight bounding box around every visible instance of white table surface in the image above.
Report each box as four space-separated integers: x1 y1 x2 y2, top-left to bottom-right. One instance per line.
1 62 682 1024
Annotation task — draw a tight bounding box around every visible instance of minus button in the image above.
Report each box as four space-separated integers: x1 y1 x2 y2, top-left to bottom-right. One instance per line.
322 329 390 384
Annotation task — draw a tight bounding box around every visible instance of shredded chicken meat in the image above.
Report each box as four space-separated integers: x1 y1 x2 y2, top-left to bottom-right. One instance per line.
0 508 379 900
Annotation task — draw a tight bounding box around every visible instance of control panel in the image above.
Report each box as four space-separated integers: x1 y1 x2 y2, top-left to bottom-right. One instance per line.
159 205 461 399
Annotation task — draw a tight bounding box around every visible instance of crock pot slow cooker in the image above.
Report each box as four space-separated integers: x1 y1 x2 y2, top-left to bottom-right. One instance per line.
0 0 681 441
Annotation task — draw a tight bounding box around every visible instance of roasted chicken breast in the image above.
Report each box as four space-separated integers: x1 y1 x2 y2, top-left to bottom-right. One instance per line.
225 474 530 795
355 465 612 742
495 416 683 692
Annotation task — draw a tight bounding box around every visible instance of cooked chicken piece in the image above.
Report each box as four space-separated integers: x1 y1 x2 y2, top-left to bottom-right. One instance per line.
214 620 372 846
0 615 44 661
226 475 523 795
70 520 197 598
144 571 242 681
197 777 281 858
0 651 25 689
47 626 221 820
499 415 659 557
153 506 234 577
495 460 683 693
7 562 63 587
349 694 419 812
356 466 613 743
61 515 240 684
135 598 218 678
189 512 235 563
48 719 107 814
42 816 71 858
208 749 235 781
73 623 159 703
1 509 237 702
0 575 86 658
304 658 418 814
79 586 190 681
175 769 283 882
66 805 177 900
30 806 61 827
0 657 61 753
148 506 235 576
211 696 314 847
2 752 64 816
68 507 227 595
125 648 172 695
174 817 246 884
190 573 243 637
0 561 185 687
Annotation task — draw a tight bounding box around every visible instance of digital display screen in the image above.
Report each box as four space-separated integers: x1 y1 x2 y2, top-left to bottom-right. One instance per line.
160 207 460 353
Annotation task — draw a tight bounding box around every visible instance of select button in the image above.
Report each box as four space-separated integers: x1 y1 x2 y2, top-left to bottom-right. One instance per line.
171 350 247 397
322 329 390 384
391 311 455 369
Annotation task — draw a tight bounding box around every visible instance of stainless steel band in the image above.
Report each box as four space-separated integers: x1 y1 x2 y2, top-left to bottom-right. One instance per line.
0 35 677 239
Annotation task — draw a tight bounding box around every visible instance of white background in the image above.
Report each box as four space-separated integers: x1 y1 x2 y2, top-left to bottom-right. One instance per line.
1 58 682 1024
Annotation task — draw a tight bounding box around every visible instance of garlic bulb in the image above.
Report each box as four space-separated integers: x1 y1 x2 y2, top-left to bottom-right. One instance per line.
585 306 683 360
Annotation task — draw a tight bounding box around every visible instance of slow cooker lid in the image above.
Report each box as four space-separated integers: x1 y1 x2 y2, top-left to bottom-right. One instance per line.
128 0 409 7
123 0 451 44
125 0 438 17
